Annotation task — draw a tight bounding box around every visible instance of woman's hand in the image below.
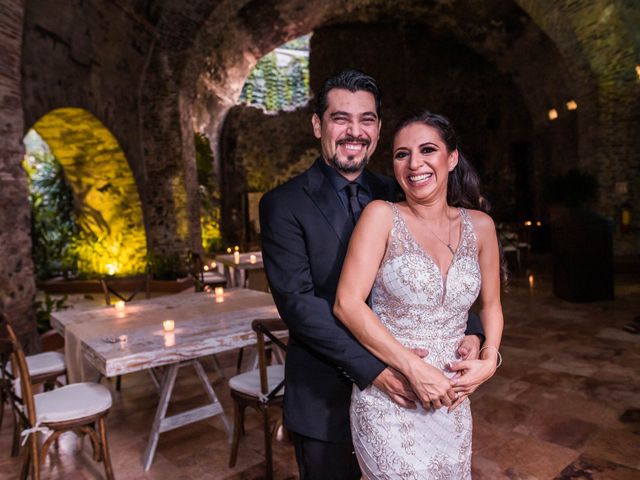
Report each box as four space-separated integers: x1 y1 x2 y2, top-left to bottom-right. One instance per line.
447 356 497 411
405 358 457 410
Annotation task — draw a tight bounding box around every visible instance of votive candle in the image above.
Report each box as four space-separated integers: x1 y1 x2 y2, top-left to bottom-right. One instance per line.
249 254 257 264
163 320 175 332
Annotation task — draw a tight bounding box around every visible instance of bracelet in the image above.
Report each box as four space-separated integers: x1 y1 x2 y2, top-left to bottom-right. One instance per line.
479 345 502 368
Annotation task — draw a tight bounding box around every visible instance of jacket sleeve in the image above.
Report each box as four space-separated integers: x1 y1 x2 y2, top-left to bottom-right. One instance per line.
464 311 485 344
259 191 386 389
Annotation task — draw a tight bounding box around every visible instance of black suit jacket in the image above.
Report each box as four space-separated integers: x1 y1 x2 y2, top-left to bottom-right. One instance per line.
260 158 482 442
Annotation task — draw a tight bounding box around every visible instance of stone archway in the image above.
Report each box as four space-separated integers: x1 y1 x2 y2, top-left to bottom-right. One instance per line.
31 108 148 277
170 0 638 252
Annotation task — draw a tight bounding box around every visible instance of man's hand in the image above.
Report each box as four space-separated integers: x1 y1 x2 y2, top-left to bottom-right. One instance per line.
373 368 419 409
457 335 480 360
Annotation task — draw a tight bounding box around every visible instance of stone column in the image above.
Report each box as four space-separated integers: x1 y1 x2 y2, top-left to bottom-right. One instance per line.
0 0 38 350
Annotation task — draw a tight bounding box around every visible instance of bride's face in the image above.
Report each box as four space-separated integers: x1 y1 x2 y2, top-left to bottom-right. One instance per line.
392 123 458 204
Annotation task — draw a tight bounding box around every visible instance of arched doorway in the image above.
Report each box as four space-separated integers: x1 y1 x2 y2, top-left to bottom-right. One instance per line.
26 108 148 278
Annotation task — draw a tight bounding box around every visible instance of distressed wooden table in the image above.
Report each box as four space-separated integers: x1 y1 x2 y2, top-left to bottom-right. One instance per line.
215 251 264 288
51 288 279 471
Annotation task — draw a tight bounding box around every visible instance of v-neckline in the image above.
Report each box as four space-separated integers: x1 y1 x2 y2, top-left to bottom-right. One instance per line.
395 205 465 284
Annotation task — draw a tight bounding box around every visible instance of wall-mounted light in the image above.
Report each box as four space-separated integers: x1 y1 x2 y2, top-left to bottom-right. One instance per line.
566 100 577 111
636 65 640 79
548 109 558 121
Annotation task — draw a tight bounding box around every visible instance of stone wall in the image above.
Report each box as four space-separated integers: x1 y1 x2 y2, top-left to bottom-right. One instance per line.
1 0 636 338
220 21 535 243
0 0 37 348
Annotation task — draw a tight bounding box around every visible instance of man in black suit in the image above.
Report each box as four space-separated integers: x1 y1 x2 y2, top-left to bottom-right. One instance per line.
259 70 483 479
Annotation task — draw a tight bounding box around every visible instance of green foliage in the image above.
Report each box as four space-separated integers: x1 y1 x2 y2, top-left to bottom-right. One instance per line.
194 133 223 253
34 294 69 333
239 35 310 112
194 132 214 187
24 150 79 280
147 252 187 281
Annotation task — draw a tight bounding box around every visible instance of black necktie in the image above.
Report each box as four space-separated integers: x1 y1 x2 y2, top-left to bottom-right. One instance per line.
346 183 363 224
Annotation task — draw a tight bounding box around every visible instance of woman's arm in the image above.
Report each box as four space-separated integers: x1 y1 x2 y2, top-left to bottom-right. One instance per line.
449 210 504 409
334 201 457 409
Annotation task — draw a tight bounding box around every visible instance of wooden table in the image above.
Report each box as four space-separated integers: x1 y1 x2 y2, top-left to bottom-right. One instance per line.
216 251 264 288
51 288 279 470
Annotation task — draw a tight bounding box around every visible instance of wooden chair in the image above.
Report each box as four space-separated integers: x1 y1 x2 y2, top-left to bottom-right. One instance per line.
498 225 530 273
3 320 115 480
188 250 226 292
228 318 287 480
99 273 151 305
0 314 67 457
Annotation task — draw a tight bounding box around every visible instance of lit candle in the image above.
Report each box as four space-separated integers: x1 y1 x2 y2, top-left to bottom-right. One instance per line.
164 332 175 348
210 261 217 269
114 301 125 317
226 247 232 253
528 274 535 289
234 245 239 252
203 265 209 271
214 286 224 297
249 254 257 264
163 320 175 332
233 251 240 264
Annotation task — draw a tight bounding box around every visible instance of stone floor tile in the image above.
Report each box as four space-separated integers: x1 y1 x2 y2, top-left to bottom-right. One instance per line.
0 271 638 479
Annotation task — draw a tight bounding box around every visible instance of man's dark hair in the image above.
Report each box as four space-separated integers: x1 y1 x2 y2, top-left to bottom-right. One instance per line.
314 69 382 119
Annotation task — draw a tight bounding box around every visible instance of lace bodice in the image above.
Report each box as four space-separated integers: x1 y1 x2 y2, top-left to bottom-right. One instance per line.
371 203 481 369
350 203 480 479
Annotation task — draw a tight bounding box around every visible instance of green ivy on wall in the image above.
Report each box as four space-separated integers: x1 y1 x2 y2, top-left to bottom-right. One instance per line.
239 34 310 113
194 132 223 253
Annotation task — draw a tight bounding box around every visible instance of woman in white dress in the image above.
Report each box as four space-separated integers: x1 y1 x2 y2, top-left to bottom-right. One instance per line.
334 111 504 479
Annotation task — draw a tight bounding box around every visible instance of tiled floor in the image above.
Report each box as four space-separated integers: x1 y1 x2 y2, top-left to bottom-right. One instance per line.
1 261 639 479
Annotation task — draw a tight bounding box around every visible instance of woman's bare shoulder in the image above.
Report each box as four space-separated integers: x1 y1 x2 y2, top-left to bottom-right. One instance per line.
464 209 496 238
358 200 395 231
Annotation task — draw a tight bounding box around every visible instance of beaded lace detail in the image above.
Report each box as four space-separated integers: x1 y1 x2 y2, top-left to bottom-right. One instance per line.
350 202 481 479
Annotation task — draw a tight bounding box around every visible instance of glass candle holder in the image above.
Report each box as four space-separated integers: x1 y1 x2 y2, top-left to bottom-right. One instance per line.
164 332 175 348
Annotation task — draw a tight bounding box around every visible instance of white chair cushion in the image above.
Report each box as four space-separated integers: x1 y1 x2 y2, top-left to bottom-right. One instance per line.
34 383 112 424
28 351 66 376
202 271 225 282
228 365 285 398
7 351 66 377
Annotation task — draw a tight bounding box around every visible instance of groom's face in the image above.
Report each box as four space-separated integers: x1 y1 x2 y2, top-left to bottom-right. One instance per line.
312 88 381 179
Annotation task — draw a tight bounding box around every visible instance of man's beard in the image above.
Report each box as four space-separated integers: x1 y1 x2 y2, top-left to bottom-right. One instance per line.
331 153 370 174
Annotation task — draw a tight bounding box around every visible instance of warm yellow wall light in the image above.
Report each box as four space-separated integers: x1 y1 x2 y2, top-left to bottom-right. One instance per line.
31 108 148 277
636 65 640 79
566 100 577 110
548 108 558 121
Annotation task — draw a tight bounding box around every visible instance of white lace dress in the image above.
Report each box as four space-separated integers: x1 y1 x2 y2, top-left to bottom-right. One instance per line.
351 203 481 479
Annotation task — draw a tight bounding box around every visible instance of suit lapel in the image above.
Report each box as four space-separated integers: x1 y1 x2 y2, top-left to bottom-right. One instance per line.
303 160 353 247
